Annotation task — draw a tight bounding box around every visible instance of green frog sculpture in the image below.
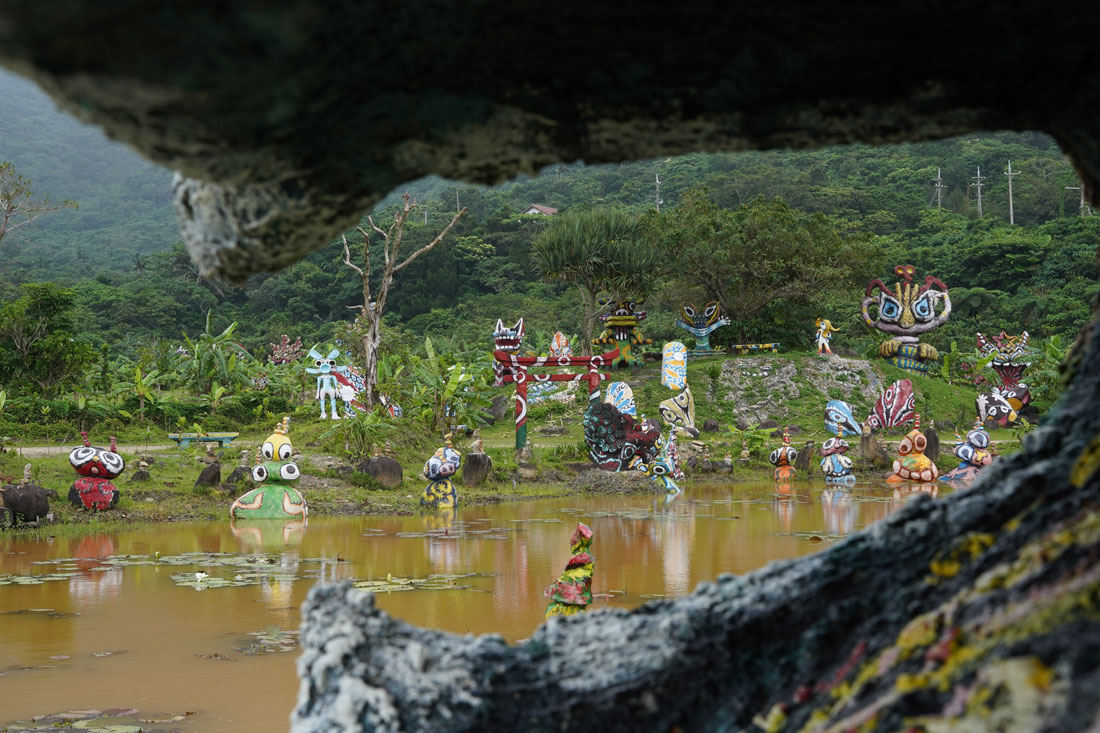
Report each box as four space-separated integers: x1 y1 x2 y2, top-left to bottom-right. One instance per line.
544 522 595 619
229 417 308 520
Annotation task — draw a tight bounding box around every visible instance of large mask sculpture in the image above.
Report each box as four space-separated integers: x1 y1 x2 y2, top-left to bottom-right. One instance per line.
68 432 125 511
306 346 344 420
941 422 994 487
887 414 938 482
825 400 862 437
769 429 798 481
421 435 461 509
659 387 698 439
862 265 951 374
593 298 652 368
865 379 916 432
676 301 730 357
230 418 308 520
976 331 1031 426
544 522 594 620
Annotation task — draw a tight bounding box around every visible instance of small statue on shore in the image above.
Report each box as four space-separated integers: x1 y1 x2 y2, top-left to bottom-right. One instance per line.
230 417 308 520
421 434 461 509
676 301 730 357
940 423 994 486
862 265 951 374
544 522 594 619
814 318 840 355
825 399 862 437
769 429 798 481
593 298 652 367
866 379 916 432
820 427 855 483
68 432 125 511
887 414 938 483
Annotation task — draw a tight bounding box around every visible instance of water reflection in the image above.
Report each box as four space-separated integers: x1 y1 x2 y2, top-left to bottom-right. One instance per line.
0 480 950 731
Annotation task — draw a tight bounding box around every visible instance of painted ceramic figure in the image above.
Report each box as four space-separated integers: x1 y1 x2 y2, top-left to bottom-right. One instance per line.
636 431 683 493
421 434 461 509
865 379 916 432
661 341 688 390
544 523 595 619
887 414 938 482
976 390 1018 428
862 264 951 374
68 432 125 511
230 418 308 520
549 331 573 358
593 298 652 367
825 399 862 437
814 318 840 355
605 381 637 417
676 301 730 357
976 331 1032 425
769 429 798 481
306 346 344 419
659 386 699 438
820 428 855 484
941 423 994 486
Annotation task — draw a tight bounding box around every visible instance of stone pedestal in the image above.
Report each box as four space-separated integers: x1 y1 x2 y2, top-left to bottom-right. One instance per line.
462 453 492 486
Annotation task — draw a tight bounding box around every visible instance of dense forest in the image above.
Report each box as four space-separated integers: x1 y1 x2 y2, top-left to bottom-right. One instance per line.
0 69 1096 426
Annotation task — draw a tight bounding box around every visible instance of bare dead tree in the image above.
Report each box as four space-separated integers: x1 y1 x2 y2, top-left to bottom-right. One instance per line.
342 194 466 407
0 161 77 249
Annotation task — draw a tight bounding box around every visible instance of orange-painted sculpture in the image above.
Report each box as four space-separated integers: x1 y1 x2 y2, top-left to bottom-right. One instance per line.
769 428 798 481
544 522 594 619
887 414 939 483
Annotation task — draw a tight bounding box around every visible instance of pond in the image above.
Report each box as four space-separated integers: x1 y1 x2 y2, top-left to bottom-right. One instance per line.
0 480 945 730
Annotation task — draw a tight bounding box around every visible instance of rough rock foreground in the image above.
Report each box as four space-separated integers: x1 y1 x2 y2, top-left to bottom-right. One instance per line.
3 3 1100 730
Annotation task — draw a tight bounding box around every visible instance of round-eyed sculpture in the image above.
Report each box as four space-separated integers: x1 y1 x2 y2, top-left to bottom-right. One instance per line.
862 265 951 374
230 417 308 520
68 432 125 511
887 414 939 482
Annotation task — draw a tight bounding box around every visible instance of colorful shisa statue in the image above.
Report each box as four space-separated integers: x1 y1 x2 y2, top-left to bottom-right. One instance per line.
976 330 1032 426
824 399 862 437
549 331 573 358
814 318 840 355
421 434 461 509
862 264 951 374
593 298 652 367
544 522 595 620
865 378 916 432
940 422 994 486
583 386 682 493
769 429 798 481
306 346 345 419
68 432 125 511
230 418 308 519
887 414 939 482
677 301 731 357
820 427 855 484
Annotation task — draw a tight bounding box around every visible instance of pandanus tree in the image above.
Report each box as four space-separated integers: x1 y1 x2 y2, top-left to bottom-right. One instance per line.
533 208 656 355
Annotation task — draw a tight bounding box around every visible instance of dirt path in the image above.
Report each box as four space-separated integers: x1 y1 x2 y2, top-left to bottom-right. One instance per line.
11 443 178 457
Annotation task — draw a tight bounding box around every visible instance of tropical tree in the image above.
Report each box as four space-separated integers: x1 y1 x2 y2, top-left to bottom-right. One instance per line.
533 208 656 355
0 283 97 396
648 191 881 342
0 161 78 250
176 313 251 396
342 194 466 408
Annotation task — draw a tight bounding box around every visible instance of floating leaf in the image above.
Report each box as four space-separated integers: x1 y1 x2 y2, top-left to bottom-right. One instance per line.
353 572 494 594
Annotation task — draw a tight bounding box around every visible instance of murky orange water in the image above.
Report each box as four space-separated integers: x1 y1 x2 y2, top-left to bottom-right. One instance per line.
0 481 942 730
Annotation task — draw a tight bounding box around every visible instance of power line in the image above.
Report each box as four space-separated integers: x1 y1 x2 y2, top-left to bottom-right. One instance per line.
1065 185 1093 217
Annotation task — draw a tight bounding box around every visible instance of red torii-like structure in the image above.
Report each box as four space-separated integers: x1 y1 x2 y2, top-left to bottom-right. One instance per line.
493 347 619 451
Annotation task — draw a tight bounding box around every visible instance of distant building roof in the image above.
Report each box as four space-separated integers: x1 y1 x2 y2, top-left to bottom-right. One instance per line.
522 204 558 215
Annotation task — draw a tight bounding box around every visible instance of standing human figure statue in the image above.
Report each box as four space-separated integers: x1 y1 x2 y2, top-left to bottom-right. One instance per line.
306 346 342 420
814 318 839 355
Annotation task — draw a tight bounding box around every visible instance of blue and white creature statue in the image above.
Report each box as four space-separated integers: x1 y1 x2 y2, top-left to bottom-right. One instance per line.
604 382 637 417
824 399 862 438
661 341 688 390
306 346 344 420
820 426 856 484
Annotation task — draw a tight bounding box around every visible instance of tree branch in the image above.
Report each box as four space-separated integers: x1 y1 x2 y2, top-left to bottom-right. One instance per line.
394 207 466 273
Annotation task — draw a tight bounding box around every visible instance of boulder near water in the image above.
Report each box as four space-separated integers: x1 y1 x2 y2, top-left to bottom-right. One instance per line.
358 456 403 489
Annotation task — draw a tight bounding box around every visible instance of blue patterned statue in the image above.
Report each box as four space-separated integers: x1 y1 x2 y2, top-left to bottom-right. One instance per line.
861 265 951 374
677 301 730 357
820 427 855 484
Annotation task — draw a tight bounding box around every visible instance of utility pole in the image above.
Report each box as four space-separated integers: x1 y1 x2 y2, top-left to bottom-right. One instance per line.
1065 185 1093 217
932 167 945 208
971 166 985 218
455 189 461 213
655 172 662 213
1004 161 1019 225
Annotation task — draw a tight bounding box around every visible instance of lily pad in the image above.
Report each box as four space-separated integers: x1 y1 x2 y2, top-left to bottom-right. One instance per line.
353 572 495 593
